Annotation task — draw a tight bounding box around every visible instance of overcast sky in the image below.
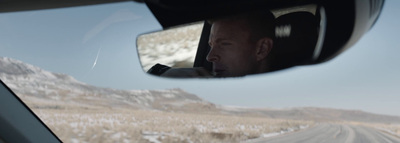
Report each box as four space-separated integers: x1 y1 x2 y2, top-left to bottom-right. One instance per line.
1 0 399 116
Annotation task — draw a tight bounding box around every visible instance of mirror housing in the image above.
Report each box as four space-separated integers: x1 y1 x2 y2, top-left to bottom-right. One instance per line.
139 0 384 78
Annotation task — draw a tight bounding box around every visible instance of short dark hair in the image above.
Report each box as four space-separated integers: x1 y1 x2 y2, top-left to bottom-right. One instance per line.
208 10 276 43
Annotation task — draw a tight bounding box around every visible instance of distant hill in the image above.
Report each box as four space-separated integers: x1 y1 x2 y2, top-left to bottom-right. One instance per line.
1 57 399 124
219 106 400 124
0 57 216 112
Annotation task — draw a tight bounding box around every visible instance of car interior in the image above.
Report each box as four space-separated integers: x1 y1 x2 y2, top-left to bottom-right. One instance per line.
0 80 61 142
0 0 385 142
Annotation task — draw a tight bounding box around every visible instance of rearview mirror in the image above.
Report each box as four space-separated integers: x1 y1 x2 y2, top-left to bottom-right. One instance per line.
137 5 323 78
139 0 385 78
137 5 325 78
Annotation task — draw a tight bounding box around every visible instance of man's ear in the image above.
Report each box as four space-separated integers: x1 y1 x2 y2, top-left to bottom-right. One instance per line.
256 38 273 61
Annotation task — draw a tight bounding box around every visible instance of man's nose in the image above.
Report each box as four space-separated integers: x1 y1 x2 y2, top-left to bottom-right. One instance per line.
206 47 219 62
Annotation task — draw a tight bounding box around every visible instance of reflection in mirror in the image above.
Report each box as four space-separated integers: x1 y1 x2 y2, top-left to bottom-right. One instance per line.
137 22 203 71
138 4 322 78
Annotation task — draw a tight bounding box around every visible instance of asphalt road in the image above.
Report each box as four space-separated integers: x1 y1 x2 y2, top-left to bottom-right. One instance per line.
247 124 400 143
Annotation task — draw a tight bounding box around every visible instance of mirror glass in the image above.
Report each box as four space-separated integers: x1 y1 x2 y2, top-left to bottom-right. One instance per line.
137 22 204 72
137 4 320 78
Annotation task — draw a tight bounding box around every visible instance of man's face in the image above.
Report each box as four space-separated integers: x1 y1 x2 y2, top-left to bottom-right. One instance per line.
207 20 259 77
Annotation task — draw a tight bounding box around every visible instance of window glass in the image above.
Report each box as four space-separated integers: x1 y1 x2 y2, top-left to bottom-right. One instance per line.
1 1 400 142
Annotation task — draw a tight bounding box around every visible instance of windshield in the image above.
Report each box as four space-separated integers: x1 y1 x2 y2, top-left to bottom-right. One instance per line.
1 1 400 142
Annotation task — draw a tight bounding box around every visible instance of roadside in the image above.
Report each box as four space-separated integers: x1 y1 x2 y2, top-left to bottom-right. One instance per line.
33 108 314 143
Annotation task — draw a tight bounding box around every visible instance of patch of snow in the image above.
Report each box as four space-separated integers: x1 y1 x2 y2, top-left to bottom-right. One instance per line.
130 90 150 94
69 122 78 128
145 94 154 102
70 138 79 143
286 127 295 132
195 125 207 133
123 139 130 143
111 132 127 140
218 105 254 112
238 125 246 130
142 131 163 143
162 93 175 98
261 132 281 138
300 125 309 129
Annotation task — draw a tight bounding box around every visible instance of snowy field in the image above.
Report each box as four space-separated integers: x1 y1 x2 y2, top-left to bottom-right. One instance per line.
34 108 313 143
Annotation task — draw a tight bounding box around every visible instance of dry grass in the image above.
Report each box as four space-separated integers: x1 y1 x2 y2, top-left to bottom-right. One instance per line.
374 123 400 136
33 108 313 143
345 121 400 137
